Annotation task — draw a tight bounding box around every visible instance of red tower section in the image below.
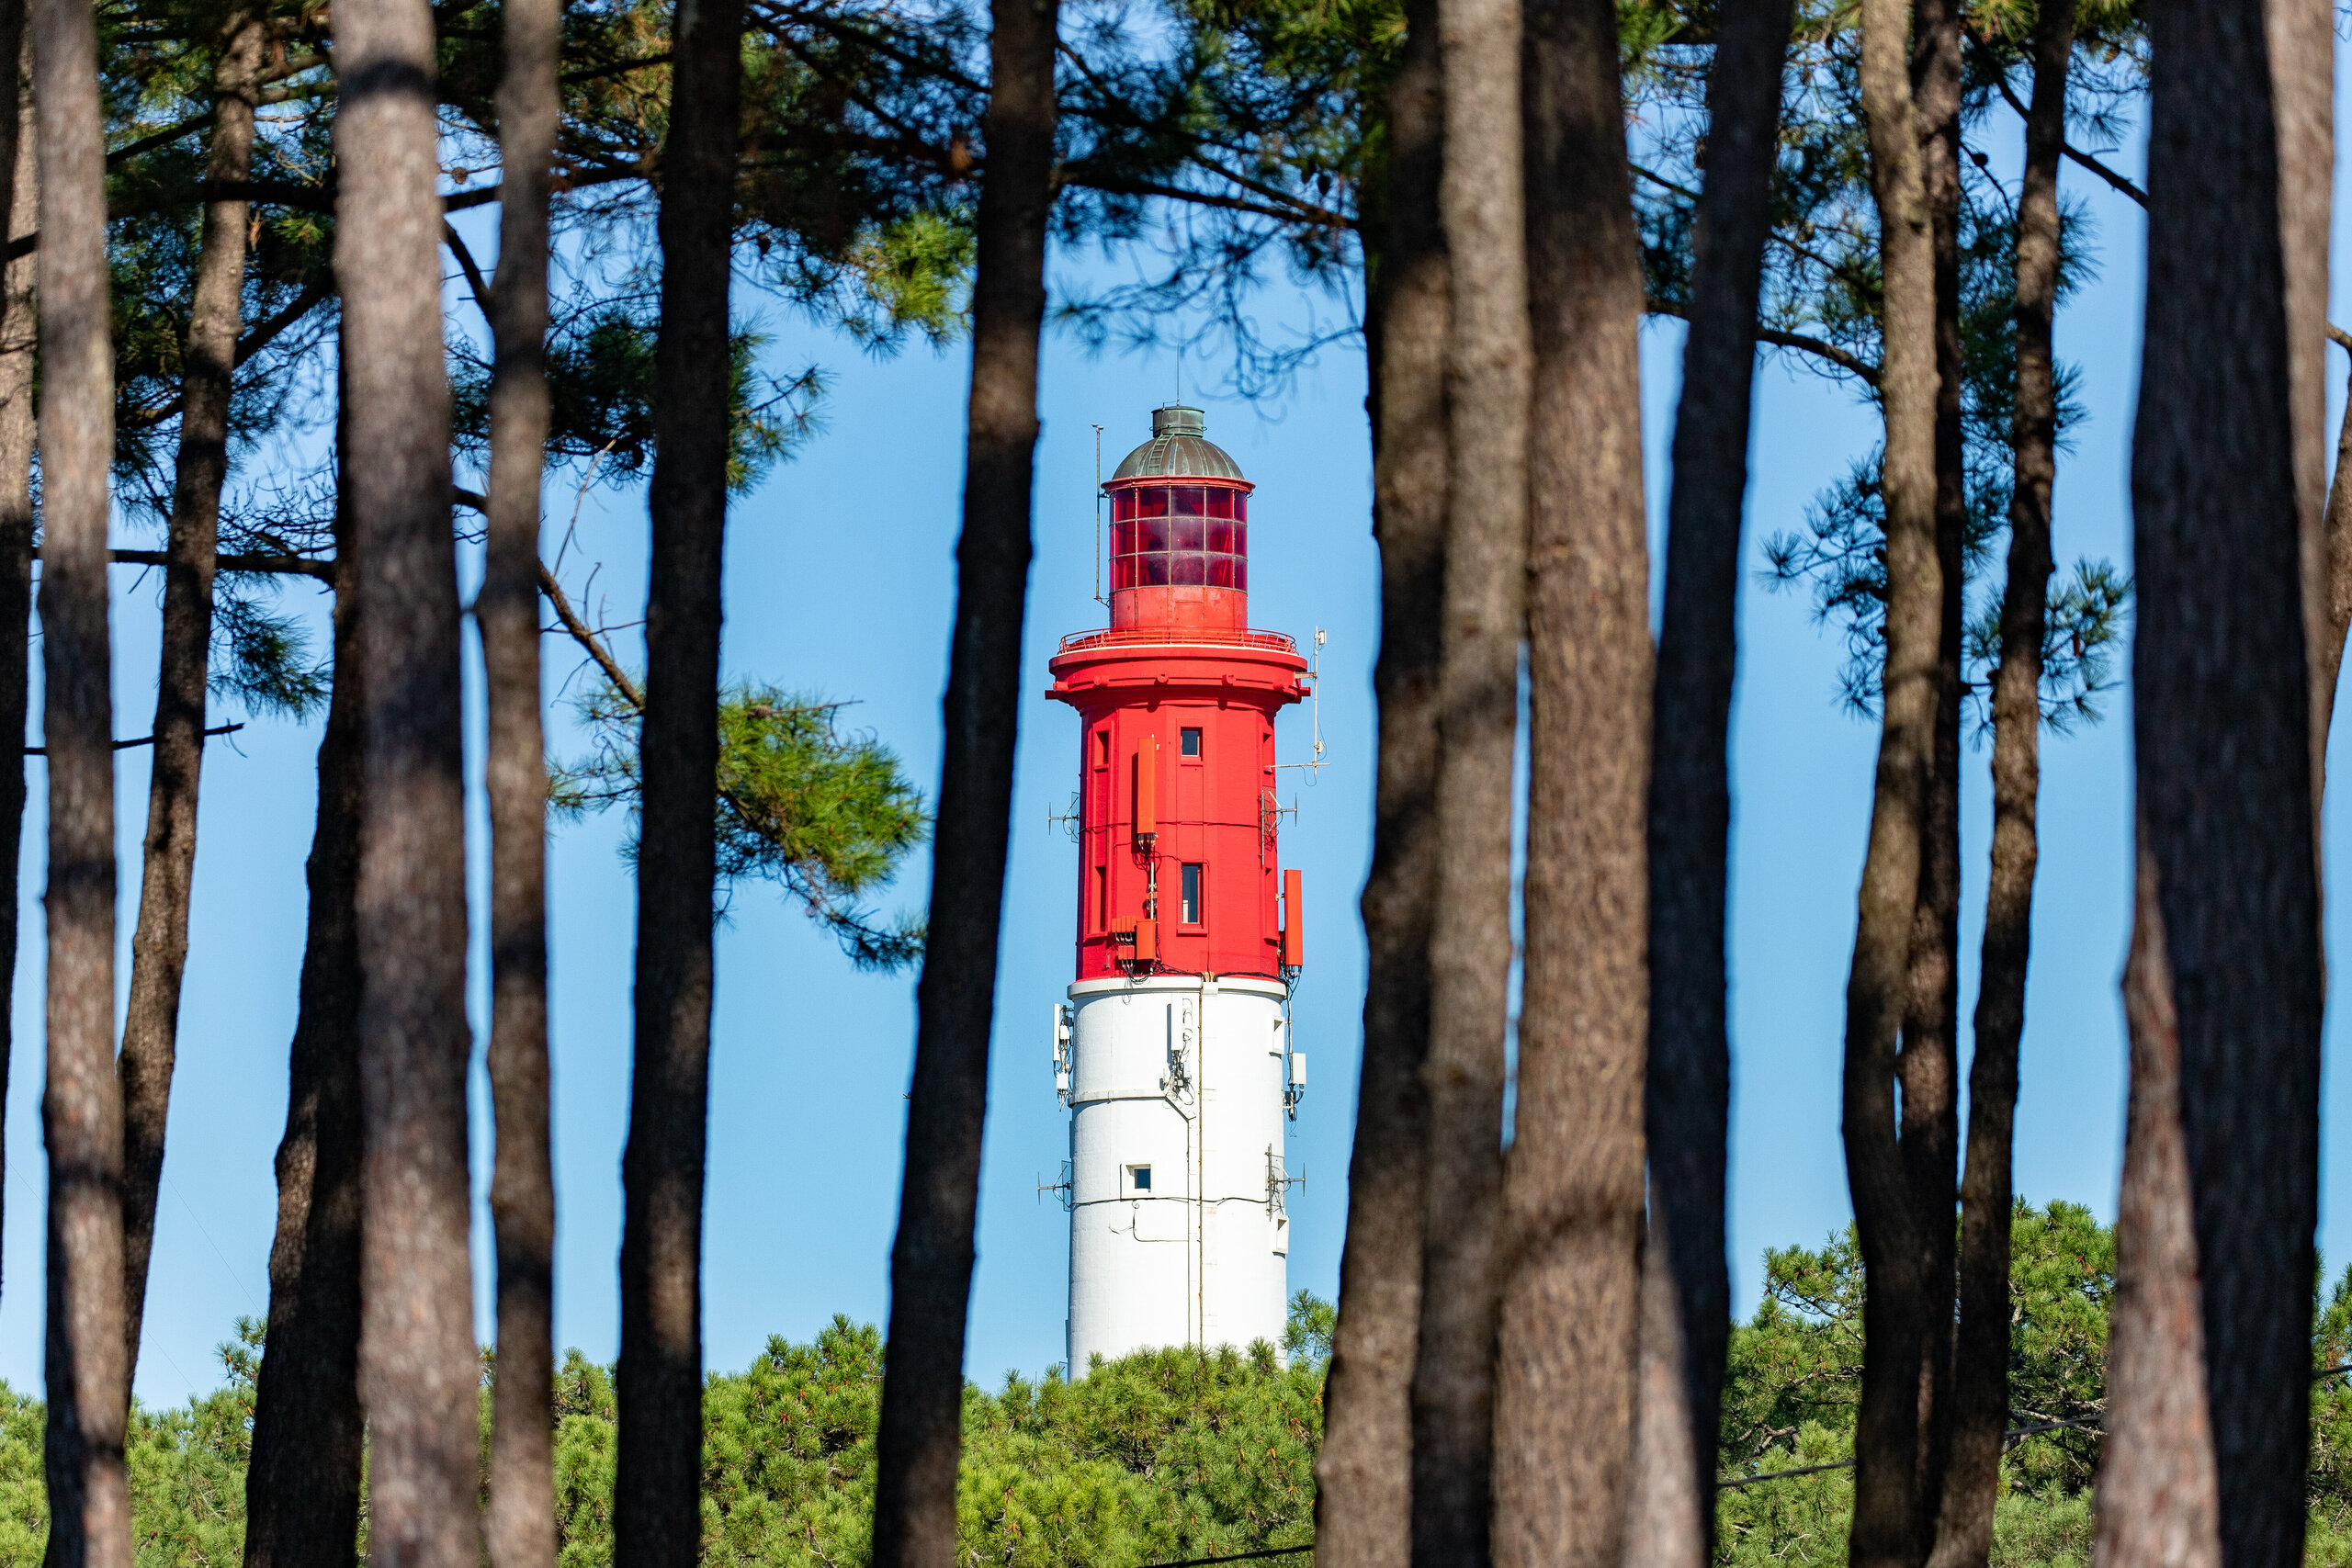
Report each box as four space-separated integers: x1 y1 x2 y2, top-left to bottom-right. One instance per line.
1048 406 1307 982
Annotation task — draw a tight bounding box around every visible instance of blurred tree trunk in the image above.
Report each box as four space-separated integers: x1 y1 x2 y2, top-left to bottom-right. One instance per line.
1312 0 1442 1560
0 13 32 1327
1844 0 1944 1559
1490 0 1648 1559
1624 0 1790 1559
612 0 744 1549
119 7 264 1390
1406 0 1529 1550
481 0 560 1563
481 0 560 1562
1924 10 2069 1567
333 0 475 1555
866 0 1055 1561
33 0 127 1554
2097 0 2326 1566
242 465 365 1568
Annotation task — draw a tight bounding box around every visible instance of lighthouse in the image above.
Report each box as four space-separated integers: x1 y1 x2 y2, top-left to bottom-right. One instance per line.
1046 404 1310 1372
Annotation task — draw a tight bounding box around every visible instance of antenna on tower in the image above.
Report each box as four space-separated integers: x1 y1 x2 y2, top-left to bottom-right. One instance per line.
1274 627 1333 780
1092 423 1106 606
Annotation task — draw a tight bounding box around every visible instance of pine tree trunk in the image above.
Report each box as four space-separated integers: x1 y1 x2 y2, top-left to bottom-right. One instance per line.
33 0 126 1555
2266 0 2329 783
1490 0 1648 1560
118 8 264 1391
1845 0 1944 1558
243 445 365 1568
865 0 1055 1561
2318 343 2352 713
1924 11 2069 1566
1626 0 1790 1557
1902 0 1965 1536
613 0 744 1551
2094 843 2221 1568
1407 0 1530 1550
0 13 34 1331
334 0 475 1555
1312 0 1443 1559
481 0 560 1560
2109 0 2325 1563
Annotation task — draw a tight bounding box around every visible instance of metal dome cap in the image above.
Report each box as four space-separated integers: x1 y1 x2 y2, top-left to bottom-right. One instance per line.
1109 404 1250 483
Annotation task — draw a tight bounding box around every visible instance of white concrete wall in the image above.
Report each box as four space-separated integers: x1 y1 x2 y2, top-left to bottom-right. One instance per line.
1063 974 1295 1372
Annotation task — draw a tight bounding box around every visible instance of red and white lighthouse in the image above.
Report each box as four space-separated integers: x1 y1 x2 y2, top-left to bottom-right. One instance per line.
1046 404 1310 1371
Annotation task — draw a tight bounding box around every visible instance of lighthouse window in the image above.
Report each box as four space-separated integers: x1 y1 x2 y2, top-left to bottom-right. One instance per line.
1108 483 1250 595
1094 729 1110 766
1180 728 1202 758
1130 1165 1152 1192
1181 863 1203 924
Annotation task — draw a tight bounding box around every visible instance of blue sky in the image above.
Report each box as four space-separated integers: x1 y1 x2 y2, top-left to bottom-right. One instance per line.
15 59 2352 1410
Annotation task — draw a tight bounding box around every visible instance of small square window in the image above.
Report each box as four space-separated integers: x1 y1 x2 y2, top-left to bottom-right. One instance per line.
1094 729 1110 766
1181 863 1203 924
1181 728 1202 758
1130 1165 1152 1192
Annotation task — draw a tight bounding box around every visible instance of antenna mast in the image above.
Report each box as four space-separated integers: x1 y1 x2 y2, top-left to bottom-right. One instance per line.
1092 423 1106 606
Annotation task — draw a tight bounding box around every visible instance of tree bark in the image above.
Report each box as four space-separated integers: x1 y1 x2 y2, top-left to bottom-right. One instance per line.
2266 0 2329 782
481 0 560 1562
1312 0 1442 1561
2118 0 2324 1562
1924 10 2069 1567
1845 0 1944 1559
1899 0 1966 1546
613 0 744 1550
1407 0 1529 1550
1490 0 1648 1561
33 0 126 1554
243 465 365 1568
334 0 475 1555
865 0 1055 1562
1626 0 1791 1559
2318 336 2352 715
0 12 32 1332
2093 843 2221 1568
118 8 263 1393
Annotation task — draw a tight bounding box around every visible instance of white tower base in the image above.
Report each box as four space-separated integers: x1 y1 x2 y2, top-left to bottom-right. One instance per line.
1062 974 1295 1373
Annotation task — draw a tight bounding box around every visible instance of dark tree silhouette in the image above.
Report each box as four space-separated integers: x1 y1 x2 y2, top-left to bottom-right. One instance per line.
0 12 31 1331
1925 7 2069 1564
1490 0 1649 1556
2097 0 2324 1565
1843 0 1945 1558
866 0 1057 1558
35 0 128 1554
612 0 745 1551
242 486 366 1568
1312 0 1442 1560
481 0 560 1558
1407 0 1529 1554
334 0 477 1554
1628 0 1791 1558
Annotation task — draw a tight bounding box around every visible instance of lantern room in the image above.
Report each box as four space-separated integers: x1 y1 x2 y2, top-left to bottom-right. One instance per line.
1104 404 1254 634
